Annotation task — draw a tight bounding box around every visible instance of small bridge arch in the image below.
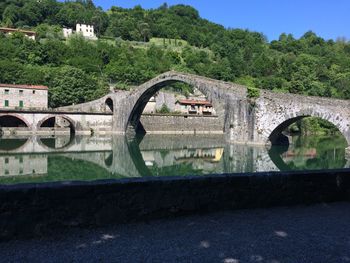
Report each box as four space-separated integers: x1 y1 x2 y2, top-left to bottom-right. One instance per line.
105 97 114 113
37 115 76 134
0 113 31 128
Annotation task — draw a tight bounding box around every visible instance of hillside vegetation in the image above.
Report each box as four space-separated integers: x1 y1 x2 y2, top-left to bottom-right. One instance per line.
1 0 350 109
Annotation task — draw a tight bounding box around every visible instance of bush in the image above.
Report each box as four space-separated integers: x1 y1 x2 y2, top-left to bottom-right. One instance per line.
157 104 171 114
247 86 260 98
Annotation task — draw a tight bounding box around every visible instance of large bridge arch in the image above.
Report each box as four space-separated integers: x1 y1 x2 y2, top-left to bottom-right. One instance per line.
252 90 350 148
112 71 247 135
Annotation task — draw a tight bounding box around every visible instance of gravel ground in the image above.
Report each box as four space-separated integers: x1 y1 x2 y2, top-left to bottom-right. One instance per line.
1 202 350 263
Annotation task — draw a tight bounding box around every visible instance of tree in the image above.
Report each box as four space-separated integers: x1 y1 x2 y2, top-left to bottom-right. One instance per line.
48 66 108 107
2 5 17 27
138 22 151 42
158 103 171 114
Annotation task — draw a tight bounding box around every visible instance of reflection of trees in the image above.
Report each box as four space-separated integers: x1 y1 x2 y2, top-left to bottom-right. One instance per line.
273 135 347 171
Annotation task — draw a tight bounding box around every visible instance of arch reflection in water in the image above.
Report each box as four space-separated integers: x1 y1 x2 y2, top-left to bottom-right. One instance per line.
39 135 74 150
0 134 348 184
269 135 348 171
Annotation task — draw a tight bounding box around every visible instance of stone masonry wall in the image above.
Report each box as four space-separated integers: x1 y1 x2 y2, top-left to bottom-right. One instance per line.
140 114 224 134
0 87 48 109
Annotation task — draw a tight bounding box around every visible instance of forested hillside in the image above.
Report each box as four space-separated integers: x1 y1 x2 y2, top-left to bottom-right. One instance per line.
1 0 350 108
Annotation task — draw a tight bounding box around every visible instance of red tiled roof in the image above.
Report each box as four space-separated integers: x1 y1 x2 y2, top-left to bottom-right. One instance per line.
0 27 36 35
0 84 48 90
177 99 212 106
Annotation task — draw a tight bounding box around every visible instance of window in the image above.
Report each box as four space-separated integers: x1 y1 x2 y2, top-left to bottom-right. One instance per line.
5 158 9 164
4 100 9 107
19 90 23 95
4 89 9 94
19 100 24 108
33 90 36 94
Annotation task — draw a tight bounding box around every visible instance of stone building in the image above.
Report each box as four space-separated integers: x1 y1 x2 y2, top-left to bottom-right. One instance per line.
0 27 36 40
175 99 215 115
63 24 97 40
0 84 48 109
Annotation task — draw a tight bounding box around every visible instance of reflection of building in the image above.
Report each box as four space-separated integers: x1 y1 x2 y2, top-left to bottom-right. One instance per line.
282 148 317 161
0 27 36 40
0 84 48 109
175 99 215 115
174 148 223 163
63 24 97 40
141 147 224 171
0 155 47 177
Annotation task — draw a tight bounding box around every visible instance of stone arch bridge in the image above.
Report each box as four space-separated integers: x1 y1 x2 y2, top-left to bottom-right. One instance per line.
63 71 350 148
2 71 350 150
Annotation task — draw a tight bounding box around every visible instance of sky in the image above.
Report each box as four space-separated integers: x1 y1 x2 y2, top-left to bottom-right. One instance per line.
82 0 349 41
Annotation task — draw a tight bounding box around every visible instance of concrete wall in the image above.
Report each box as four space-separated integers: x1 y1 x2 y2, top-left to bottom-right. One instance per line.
1 169 350 240
140 114 223 134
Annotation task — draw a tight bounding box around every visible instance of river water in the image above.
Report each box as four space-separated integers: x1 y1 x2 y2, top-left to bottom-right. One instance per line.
0 134 348 185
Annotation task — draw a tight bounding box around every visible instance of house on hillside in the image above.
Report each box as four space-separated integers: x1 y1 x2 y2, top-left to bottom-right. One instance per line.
63 24 97 40
0 27 36 40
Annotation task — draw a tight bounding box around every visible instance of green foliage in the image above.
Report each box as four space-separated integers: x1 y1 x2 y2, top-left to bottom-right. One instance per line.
47 66 108 108
1 1 350 108
163 82 194 97
288 117 341 136
247 86 260 99
157 104 171 114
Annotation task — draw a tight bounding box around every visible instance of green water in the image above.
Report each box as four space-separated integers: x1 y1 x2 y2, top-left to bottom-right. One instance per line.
0 134 347 185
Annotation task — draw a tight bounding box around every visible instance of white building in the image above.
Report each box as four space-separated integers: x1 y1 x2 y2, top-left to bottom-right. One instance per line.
62 24 97 40
63 28 73 38
76 24 97 39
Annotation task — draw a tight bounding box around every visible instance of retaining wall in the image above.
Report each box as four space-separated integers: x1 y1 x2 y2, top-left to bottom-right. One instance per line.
1 169 350 241
140 114 224 134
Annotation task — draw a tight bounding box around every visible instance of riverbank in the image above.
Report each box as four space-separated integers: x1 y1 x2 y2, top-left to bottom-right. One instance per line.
1 202 350 263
